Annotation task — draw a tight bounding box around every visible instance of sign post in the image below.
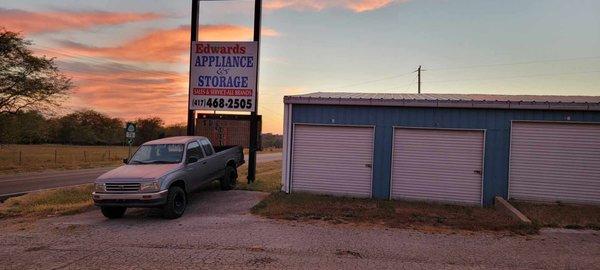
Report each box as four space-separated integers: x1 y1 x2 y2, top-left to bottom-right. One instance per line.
187 0 200 136
247 0 262 184
188 0 262 184
125 122 136 160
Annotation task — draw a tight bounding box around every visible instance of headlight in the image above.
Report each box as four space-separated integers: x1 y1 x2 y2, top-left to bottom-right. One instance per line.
94 183 105 192
140 181 160 192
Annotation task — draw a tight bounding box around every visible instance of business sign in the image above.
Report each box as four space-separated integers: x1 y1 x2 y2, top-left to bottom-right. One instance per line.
195 113 262 149
189 41 258 112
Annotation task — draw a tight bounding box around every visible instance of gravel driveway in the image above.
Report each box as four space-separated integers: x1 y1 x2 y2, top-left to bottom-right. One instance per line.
0 190 598 269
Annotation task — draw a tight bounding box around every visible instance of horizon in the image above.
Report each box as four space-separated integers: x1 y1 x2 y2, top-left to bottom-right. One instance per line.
1 0 599 133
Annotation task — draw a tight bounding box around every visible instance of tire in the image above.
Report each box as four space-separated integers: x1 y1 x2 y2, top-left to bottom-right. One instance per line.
220 166 237 191
101 206 126 219
162 186 187 219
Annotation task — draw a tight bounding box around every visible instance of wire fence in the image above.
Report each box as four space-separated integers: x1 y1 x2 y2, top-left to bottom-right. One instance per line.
0 144 135 173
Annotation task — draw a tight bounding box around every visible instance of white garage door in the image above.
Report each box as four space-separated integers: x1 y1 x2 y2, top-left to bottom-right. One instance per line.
291 125 374 197
391 128 484 205
509 122 600 204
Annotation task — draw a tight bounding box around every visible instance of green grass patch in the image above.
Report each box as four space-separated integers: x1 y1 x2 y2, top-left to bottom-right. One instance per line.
512 201 600 230
253 192 539 234
0 185 94 218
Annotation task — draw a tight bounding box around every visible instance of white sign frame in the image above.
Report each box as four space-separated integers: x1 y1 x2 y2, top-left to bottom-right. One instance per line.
189 41 258 112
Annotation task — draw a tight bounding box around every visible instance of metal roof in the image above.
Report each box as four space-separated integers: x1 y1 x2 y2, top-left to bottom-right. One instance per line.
144 136 206 145
284 92 600 111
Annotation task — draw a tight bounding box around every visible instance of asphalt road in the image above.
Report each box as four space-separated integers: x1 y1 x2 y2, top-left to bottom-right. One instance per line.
0 190 598 269
0 152 282 198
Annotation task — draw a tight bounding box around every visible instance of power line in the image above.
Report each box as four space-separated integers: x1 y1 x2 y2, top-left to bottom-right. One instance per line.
427 70 600 84
316 71 414 92
312 56 600 92
428 56 600 71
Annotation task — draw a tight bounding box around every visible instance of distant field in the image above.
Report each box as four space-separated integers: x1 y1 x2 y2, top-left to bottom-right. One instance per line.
0 144 132 174
0 144 282 175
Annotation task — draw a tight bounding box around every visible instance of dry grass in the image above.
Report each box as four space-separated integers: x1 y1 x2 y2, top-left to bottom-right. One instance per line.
0 185 94 219
253 193 539 234
243 148 282 154
235 160 282 192
512 201 600 230
0 144 131 174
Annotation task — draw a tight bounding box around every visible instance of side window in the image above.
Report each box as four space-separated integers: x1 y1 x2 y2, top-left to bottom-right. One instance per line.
186 142 204 159
201 140 214 156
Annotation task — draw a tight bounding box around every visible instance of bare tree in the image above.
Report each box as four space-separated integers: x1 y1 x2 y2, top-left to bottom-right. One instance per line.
0 28 72 115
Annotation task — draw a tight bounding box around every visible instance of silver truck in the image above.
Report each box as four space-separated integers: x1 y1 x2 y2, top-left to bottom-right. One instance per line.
92 136 244 219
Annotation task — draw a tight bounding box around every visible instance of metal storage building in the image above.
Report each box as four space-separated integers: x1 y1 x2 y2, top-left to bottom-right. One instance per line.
281 92 600 206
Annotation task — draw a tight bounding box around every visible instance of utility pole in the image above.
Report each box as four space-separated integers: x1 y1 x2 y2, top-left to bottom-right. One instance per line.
416 65 424 94
187 0 199 136
415 65 425 94
247 0 262 184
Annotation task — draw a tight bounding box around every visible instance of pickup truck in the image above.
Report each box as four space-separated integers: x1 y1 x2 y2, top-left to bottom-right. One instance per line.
92 136 244 219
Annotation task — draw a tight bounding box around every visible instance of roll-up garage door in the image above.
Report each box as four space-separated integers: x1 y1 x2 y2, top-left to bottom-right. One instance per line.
509 122 600 204
391 128 484 205
291 125 374 197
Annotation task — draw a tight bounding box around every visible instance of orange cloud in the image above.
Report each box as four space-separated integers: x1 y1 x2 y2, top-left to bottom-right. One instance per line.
60 62 189 124
55 25 279 63
0 8 161 34
265 0 399 12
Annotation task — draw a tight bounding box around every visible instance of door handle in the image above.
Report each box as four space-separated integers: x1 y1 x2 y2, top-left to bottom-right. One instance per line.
474 170 482 175
202 161 207 165
365 164 372 168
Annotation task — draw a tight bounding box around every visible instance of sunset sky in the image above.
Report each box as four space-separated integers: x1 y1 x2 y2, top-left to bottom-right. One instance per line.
1 0 599 133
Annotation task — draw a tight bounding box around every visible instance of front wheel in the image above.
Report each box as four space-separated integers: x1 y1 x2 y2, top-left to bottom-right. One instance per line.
162 186 187 219
101 206 126 219
220 166 237 190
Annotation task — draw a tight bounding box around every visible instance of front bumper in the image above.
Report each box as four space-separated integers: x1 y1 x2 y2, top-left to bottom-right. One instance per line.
93 190 168 207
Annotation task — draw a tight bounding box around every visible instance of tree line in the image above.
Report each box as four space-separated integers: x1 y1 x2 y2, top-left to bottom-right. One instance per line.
0 110 182 145
0 110 283 148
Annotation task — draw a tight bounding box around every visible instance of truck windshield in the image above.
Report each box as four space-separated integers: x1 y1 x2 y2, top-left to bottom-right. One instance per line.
129 144 184 164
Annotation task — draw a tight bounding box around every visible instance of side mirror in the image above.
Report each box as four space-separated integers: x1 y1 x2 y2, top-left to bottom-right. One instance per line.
123 158 128 164
187 157 199 164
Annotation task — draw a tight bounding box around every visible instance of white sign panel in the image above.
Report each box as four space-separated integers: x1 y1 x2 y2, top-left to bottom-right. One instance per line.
189 41 258 112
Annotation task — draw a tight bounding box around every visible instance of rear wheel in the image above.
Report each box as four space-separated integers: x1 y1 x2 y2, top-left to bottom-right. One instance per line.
101 206 126 219
220 166 237 190
162 186 186 219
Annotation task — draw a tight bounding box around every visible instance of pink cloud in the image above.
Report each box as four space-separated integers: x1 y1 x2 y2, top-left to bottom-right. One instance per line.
0 8 162 34
265 0 400 12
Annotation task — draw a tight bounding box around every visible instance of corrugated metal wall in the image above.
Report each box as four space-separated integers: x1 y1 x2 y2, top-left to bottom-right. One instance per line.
509 122 600 204
291 104 600 206
391 128 484 205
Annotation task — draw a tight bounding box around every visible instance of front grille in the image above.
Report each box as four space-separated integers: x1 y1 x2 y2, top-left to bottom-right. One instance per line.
105 183 141 192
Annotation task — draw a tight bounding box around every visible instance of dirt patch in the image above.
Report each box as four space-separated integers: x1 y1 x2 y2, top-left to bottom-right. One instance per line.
512 201 600 230
252 192 539 234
